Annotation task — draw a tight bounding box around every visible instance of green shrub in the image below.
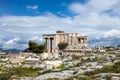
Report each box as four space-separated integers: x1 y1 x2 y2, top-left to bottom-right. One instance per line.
77 77 94 80
116 54 120 58
64 76 74 80
0 73 11 80
105 75 112 80
84 69 101 76
84 61 120 76
71 55 80 60
57 64 64 69
58 42 68 50
47 78 59 80
41 69 53 74
113 61 120 73
74 75 94 80
7 66 41 77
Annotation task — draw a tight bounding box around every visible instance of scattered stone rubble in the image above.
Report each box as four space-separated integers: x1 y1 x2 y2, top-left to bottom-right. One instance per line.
0 50 120 80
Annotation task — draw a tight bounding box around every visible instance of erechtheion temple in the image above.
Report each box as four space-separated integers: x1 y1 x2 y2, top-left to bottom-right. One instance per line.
43 30 91 54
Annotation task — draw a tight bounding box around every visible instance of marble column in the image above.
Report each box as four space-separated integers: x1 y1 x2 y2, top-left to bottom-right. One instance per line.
45 38 47 50
54 37 57 52
64 34 66 42
68 34 70 45
81 39 83 43
50 38 53 53
48 38 51 53
85 39 87 43
85 39 86 43
83 38 85 43
75 33 78 44
72 33 74 45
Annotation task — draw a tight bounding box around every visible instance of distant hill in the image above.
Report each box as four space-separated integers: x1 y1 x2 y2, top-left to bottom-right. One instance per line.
4 49 22 53
0 48 2 50
0 48 5 52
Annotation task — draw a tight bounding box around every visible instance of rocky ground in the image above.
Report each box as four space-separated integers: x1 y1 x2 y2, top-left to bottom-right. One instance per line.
0 51 120 80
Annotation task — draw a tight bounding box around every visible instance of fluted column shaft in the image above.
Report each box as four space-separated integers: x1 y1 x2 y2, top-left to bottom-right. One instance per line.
48 38 51 53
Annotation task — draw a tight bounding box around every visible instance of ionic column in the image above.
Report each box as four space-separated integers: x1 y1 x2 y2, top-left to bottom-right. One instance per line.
79 38 81 43
62 34 63 42
72 33 74 45
45 38 47 50
68 34 70 45
48 38 51 53
81 39 83 43
54 37 56 52
82 39 84 43
86 38 88 43
64 34 66 42
75 33 78 44
50 38 52 53
83 38 85 43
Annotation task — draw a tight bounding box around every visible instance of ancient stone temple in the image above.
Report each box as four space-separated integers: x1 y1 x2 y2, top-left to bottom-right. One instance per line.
43 30 90 54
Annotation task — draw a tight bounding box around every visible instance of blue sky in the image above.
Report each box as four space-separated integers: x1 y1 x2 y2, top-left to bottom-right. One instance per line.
0 0 87 16
0 0 120 50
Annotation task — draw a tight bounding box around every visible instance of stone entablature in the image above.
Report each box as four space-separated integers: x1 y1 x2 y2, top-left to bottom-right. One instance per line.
43 30 88 53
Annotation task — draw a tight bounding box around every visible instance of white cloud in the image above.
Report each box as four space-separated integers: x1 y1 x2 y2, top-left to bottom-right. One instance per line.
3 37 21 49
68 0 120 15
67 0 120 37
26 5 38 10
29 36 42 41
68 3 87 15
5 37 20 45
110 2 120 16
100 29 120 38
0 12 120 40
88 0 119 12
0 15 72 34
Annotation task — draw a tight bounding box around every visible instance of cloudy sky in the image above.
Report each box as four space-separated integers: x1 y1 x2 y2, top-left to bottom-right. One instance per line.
0 0 120 50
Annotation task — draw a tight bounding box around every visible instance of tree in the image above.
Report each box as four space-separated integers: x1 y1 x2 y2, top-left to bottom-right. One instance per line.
27 41 45 54
58 42 68 50
28 41 38 51
38 44 46 53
